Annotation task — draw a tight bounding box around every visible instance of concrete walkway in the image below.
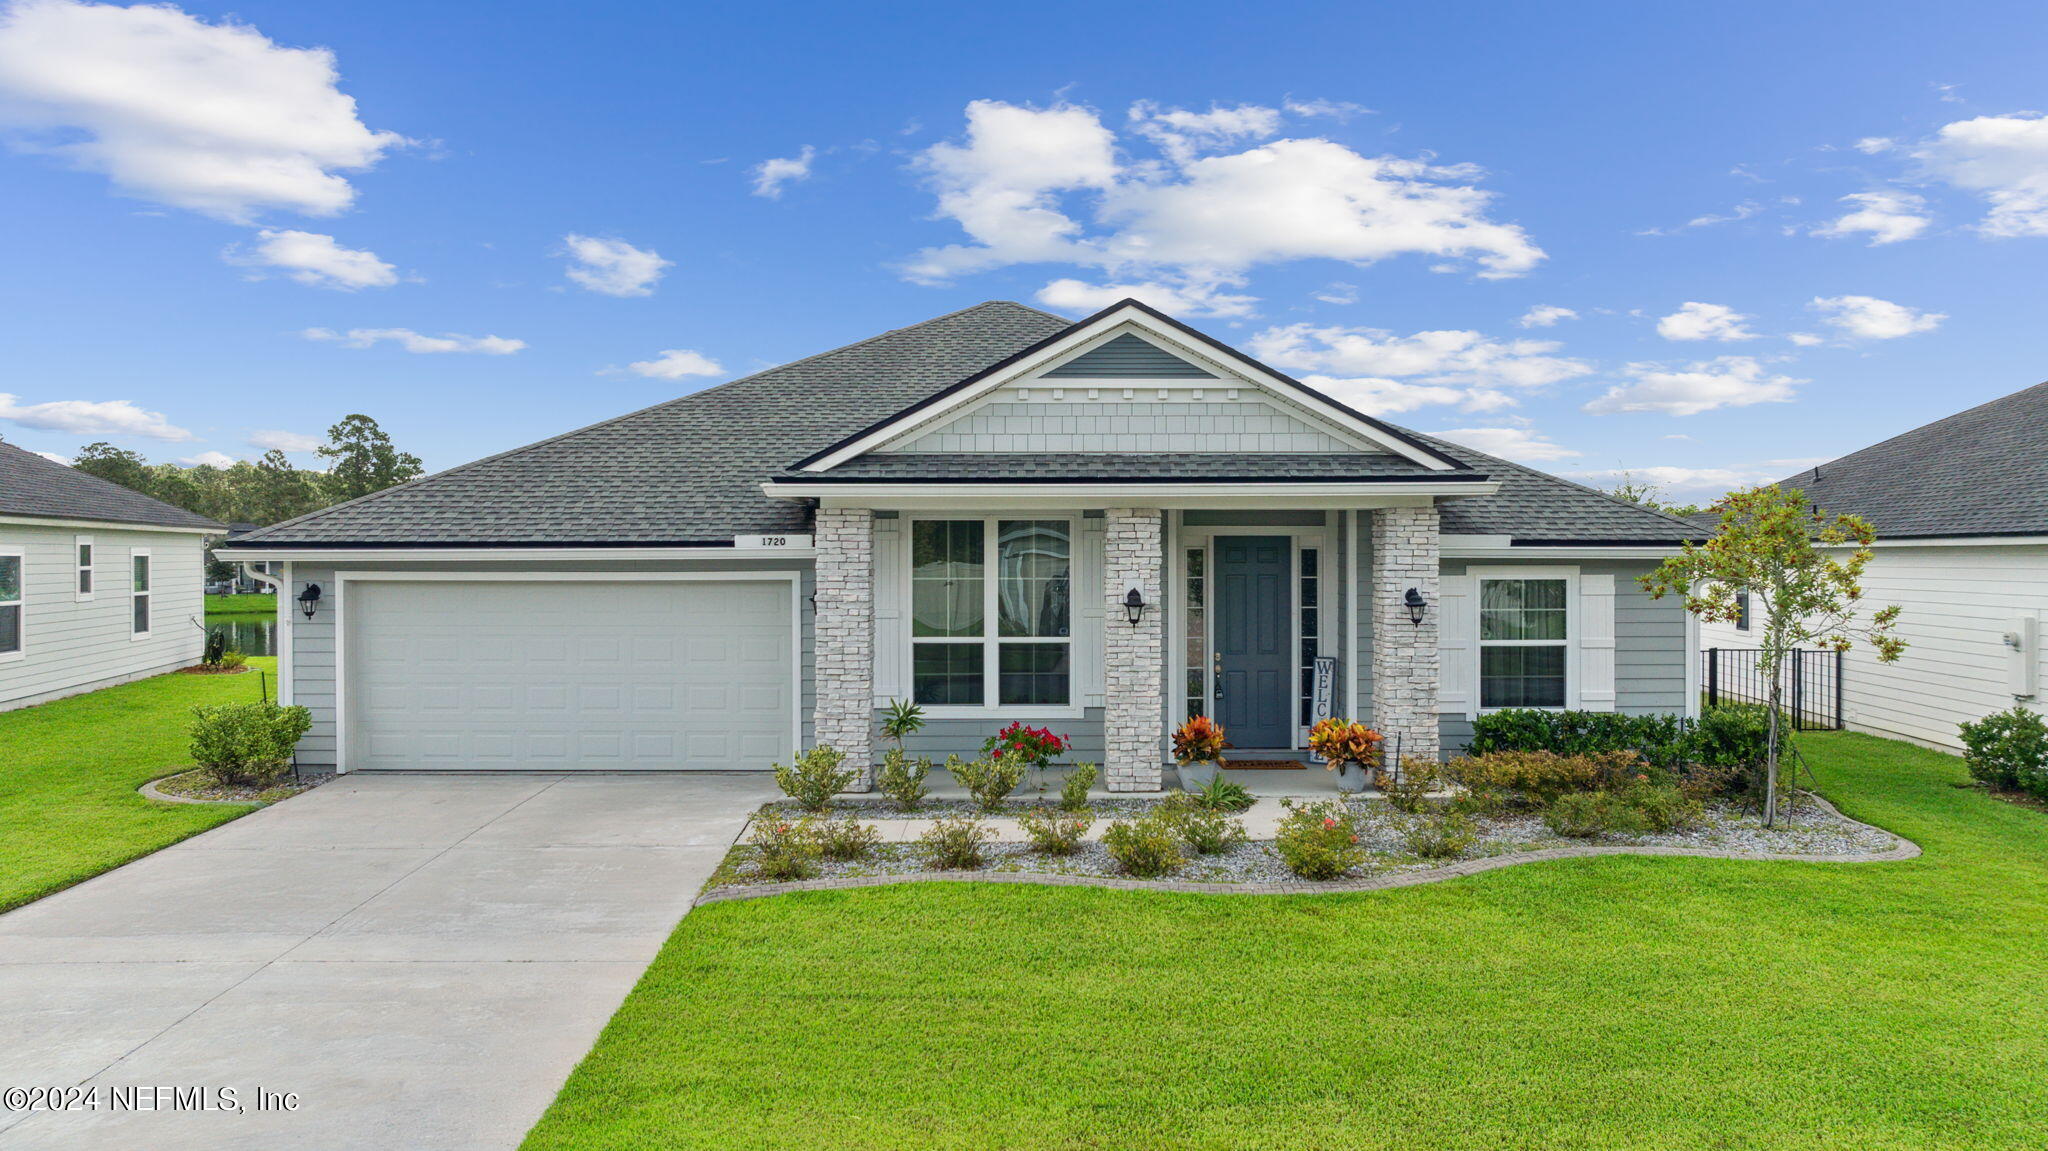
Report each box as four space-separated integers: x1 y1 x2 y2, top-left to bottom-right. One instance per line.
0 772 773 1151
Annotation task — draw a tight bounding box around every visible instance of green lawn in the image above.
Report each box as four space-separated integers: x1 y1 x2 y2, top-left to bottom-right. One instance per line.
206 592 275 616
0 657 278 912
526 732 2048 1150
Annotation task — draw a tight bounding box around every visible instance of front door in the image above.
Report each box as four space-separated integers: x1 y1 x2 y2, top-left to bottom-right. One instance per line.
1213 536 1293 748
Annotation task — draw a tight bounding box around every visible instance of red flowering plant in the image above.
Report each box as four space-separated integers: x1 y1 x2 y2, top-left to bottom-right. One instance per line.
980 722 1072 771
1171 715 1229 767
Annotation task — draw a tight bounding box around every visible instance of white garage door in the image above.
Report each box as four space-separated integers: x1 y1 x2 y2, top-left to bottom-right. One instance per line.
344 578 795 771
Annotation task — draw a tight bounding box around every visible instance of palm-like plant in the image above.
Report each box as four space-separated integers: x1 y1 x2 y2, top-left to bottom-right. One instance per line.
880 698 925 753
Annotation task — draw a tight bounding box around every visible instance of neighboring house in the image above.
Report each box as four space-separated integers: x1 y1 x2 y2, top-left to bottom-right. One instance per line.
0 441 223 710
1698 380 2048 752
217 300 1698 787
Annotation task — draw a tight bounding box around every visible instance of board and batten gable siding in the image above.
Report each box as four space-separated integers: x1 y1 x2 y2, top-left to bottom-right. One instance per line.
283 557 816 770
1436 558 1688 755
1700 543 2048 752
0 523 208 710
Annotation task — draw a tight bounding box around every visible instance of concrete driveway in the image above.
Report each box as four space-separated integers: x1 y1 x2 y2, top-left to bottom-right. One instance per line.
0 772 772 1151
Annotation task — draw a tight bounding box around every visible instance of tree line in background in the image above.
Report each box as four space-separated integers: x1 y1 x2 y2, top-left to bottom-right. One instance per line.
68 414 423 528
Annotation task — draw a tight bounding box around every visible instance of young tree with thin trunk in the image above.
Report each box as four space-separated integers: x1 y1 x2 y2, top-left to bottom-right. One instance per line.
1641 485 1905 826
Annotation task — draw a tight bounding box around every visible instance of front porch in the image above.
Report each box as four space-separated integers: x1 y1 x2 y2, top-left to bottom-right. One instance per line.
811 503 1446 792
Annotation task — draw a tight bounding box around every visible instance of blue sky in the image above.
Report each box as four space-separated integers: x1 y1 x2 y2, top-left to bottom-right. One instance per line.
0 0 2043 500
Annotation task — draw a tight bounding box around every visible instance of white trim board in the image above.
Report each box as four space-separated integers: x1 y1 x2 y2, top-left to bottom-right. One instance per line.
215 544 816 563
329 569 804 774
765 481 1497 509
0 515 219 535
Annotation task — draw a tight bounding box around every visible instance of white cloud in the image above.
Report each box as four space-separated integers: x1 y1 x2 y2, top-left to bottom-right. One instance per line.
901 100 1544 302
559 234 671 297
0 0 405 222
1432 425 1581 463
1035 275 1258 319
248 429 320 452
178 449 238 467
226 229 396 290
618 348 725 381
1810 295 1945 340
1786 331 1826 347
1281 97 1372 120
0 392 193 440
302 327 524 354
1583 357 1802 416
1518 304 1576 328
750 145 814 199
1312 281 1358 305
1248 322 1591 414
1854 136 1896 154
1655 301 1756 342
31 448 67 464
1913 112 2048 236
1567 460 1830 501
1811 191 1931 245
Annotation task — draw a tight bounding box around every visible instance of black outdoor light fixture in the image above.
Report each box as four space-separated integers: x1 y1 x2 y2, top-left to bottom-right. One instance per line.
1123 586 1147 626
297 582 323 620
1404 587 1428 626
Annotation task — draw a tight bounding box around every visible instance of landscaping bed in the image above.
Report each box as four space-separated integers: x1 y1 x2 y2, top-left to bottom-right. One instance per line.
146 767 329 805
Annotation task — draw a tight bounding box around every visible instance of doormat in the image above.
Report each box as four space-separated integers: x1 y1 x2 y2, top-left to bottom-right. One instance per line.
1226 760 1312 771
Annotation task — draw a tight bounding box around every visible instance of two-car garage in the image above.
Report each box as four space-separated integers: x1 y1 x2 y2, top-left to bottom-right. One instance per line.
340 575 798 771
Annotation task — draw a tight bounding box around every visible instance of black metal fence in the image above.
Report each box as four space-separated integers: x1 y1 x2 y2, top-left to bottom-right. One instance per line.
1702 648 1844 730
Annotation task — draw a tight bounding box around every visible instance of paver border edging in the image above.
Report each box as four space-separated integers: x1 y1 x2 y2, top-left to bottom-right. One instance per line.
695 793 1920 907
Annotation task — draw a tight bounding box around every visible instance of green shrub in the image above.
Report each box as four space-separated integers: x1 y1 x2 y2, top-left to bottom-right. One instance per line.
1469 709 1689 772
1160 794 1247 854
1621 783 1705 833
1959 706 2048 795
748 816 822 881
1060 762 1098 812
219 649 248 670
1274 800 1366 880
876 748 931 812
1443 749 1645 808
1543 792 1627 839
1403 809 1478 861
772 746 856 812
1381 756 1440 814
919 816 994 870
1187 772 1254 813
814 817 881 862
1101 812 1185 877
1687 704 1772 773
1017 809 1092 855
948 749 1030 812
189 701 312 787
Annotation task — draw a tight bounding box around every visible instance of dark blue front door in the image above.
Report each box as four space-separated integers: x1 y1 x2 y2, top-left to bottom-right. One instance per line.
1214 536 1292 748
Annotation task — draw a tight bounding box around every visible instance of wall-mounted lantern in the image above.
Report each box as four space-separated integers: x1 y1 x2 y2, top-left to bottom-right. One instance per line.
1123 586 1148 626
1404 587 1428 626
297 582 323 620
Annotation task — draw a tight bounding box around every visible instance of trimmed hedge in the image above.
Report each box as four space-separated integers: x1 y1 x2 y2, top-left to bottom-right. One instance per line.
1468 705 1770 776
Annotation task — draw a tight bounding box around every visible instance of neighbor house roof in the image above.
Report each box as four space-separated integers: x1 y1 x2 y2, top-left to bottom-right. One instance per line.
0 441 224 531
232 300 1692 548
1766 379 2048 539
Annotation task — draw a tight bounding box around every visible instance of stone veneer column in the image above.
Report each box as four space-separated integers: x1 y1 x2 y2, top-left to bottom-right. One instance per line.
1370 504 1442 764
812 507 875 789
1103 508 1165 792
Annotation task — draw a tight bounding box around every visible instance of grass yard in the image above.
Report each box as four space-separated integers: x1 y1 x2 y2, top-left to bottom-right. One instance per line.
0 657 278 913
206 592 274 616
526 732 2048 1151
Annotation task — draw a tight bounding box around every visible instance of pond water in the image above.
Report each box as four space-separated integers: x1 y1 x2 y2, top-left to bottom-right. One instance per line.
207 614 277 657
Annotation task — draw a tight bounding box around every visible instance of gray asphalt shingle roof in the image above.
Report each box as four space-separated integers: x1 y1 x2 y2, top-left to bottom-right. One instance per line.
235 300 1690 547
0 441 223 530
799 453 1483 482
1767 380 2048 539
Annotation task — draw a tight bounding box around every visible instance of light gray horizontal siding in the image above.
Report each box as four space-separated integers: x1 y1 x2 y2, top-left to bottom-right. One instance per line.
882 710 1106 765
0 523 208 710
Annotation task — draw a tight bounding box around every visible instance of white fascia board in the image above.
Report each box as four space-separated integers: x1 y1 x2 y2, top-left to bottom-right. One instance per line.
1442 544 1684 560
0 514 219 535
800 305 1456 473
1863 535 2048 548
214 545 817 563
764 479 1497 510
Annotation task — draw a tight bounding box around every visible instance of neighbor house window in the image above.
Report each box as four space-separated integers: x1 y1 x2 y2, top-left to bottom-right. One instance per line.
131 551 151 637
1734 590 1751 632
910 518 1072 708
0 549 21 658
1478 576 1568 708
75 537 93 599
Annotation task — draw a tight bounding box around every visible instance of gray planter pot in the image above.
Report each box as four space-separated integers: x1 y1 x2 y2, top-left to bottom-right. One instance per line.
1332 762 1370 792
1176 761 1221 790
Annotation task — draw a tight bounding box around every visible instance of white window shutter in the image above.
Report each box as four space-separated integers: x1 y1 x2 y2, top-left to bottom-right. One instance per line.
1437 573 1474 716
872 518 902 704
1078 518 1106 707
1579 573 1616 711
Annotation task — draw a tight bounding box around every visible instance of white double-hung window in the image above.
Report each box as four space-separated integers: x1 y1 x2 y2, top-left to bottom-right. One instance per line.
0 547 22 659
1477 574 1571 709
909 517 1073 709
131 550 152 638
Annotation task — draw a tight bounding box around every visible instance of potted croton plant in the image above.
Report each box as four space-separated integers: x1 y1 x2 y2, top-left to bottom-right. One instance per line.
1308 718 1385 793
1171 715 1228 790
